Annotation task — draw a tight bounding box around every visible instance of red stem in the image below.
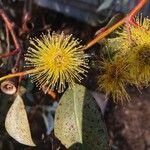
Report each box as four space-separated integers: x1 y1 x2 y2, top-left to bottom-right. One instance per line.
0 9 22 71
0 10 20 49
0 49 19 58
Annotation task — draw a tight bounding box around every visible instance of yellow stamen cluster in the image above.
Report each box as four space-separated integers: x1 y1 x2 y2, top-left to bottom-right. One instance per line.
98 16 150 102
98 57 131 102
128 44 150 86
115 16 150 86
114 17 150 53
25 32 89 93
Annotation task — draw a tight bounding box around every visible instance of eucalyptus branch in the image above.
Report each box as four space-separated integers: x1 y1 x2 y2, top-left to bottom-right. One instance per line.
85 0 147 49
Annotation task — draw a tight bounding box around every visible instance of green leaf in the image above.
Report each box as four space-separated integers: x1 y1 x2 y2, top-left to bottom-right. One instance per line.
5 95 36 146
54 84 108 150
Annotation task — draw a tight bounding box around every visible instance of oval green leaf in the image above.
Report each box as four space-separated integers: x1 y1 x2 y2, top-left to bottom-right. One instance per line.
5 95 36 146
54 84 108 150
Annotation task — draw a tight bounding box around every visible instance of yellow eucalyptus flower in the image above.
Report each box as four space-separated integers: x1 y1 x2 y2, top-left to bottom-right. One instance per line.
128 44 150 86
25 32 89 93
106 16 150 87
107 16 150 53
98 57 131 102
119 17 150 85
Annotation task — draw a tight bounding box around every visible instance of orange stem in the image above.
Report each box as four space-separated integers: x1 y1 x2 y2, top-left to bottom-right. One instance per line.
0 68 57 99
47 89 57 100
0 68 38 82
128 0 147 17
85 0 147 49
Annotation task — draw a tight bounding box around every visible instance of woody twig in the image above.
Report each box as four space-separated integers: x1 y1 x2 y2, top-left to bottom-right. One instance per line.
0 9 22 72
